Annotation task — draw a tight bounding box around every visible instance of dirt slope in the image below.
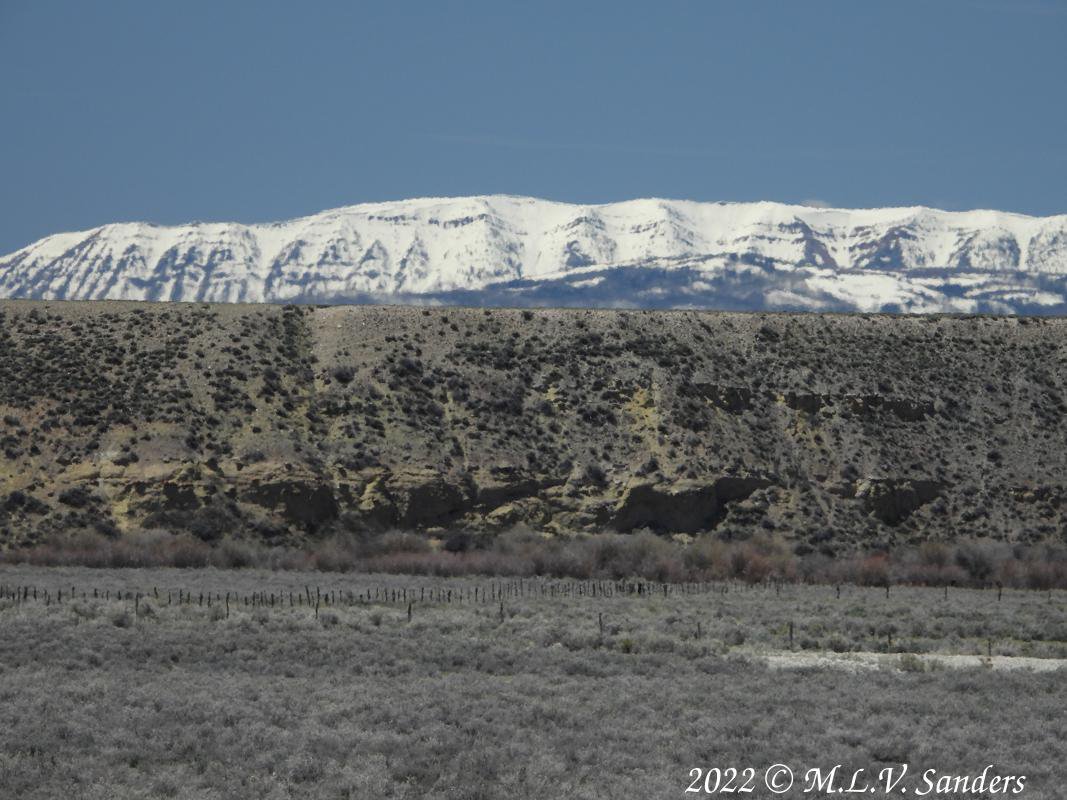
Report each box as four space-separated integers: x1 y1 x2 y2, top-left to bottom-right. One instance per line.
1 300 1065 553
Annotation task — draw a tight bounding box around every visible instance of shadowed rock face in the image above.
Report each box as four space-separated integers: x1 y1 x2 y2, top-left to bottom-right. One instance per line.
243 479 339 528
1 300 1066 553
855 479 945 525
612 477 772 533
385 469 467 528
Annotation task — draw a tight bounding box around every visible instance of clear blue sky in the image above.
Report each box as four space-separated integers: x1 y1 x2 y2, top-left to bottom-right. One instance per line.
1 0 1065 254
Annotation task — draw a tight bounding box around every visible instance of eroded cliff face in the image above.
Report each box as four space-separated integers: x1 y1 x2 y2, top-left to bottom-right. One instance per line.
1 300 1065 554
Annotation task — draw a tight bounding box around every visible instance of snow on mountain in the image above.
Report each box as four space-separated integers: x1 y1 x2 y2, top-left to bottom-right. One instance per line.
3 195 1067 314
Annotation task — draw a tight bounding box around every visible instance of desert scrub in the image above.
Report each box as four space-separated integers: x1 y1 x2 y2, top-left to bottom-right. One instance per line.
0 571 1065 799
2 564 1066 657
318 609 340 627
898 653 926 672
108 608 133 628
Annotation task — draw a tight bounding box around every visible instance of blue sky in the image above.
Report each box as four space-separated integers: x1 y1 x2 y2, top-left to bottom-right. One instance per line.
1 0 1065 253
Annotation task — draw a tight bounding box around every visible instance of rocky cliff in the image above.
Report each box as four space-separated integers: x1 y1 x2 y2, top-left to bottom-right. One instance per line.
1 300 1065 554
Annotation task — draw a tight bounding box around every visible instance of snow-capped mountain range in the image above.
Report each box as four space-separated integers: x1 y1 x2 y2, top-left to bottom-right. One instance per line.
3 195 1067 314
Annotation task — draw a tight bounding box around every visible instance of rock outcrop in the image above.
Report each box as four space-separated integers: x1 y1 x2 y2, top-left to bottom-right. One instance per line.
855 479 944 525
612 477 772 533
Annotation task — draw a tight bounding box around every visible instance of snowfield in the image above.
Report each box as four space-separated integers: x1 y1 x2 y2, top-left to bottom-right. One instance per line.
3 195 1067 313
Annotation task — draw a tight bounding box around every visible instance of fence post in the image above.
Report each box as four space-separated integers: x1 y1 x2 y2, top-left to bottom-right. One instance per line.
788 621 794 649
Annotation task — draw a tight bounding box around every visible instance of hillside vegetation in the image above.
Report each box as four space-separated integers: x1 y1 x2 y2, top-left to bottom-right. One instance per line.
1 301 1066 562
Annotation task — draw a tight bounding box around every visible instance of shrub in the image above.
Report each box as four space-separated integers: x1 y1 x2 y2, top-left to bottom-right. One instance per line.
167 537 211 568
918 541 950 568
57 487 92 509
319 610 340 628
310 539 358 572
857 554 890 586
954 541 999 582
898 653 925 673
331 366 355 384
109 609 133 628
1 527 1066 590
724 629 745 647
443 531 473 553
215 539 256 568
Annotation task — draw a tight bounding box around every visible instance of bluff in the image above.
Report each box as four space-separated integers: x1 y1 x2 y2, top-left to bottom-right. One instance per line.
1 300 1065 555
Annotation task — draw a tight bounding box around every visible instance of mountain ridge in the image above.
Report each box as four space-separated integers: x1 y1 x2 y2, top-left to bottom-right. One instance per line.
4 195 1067 313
